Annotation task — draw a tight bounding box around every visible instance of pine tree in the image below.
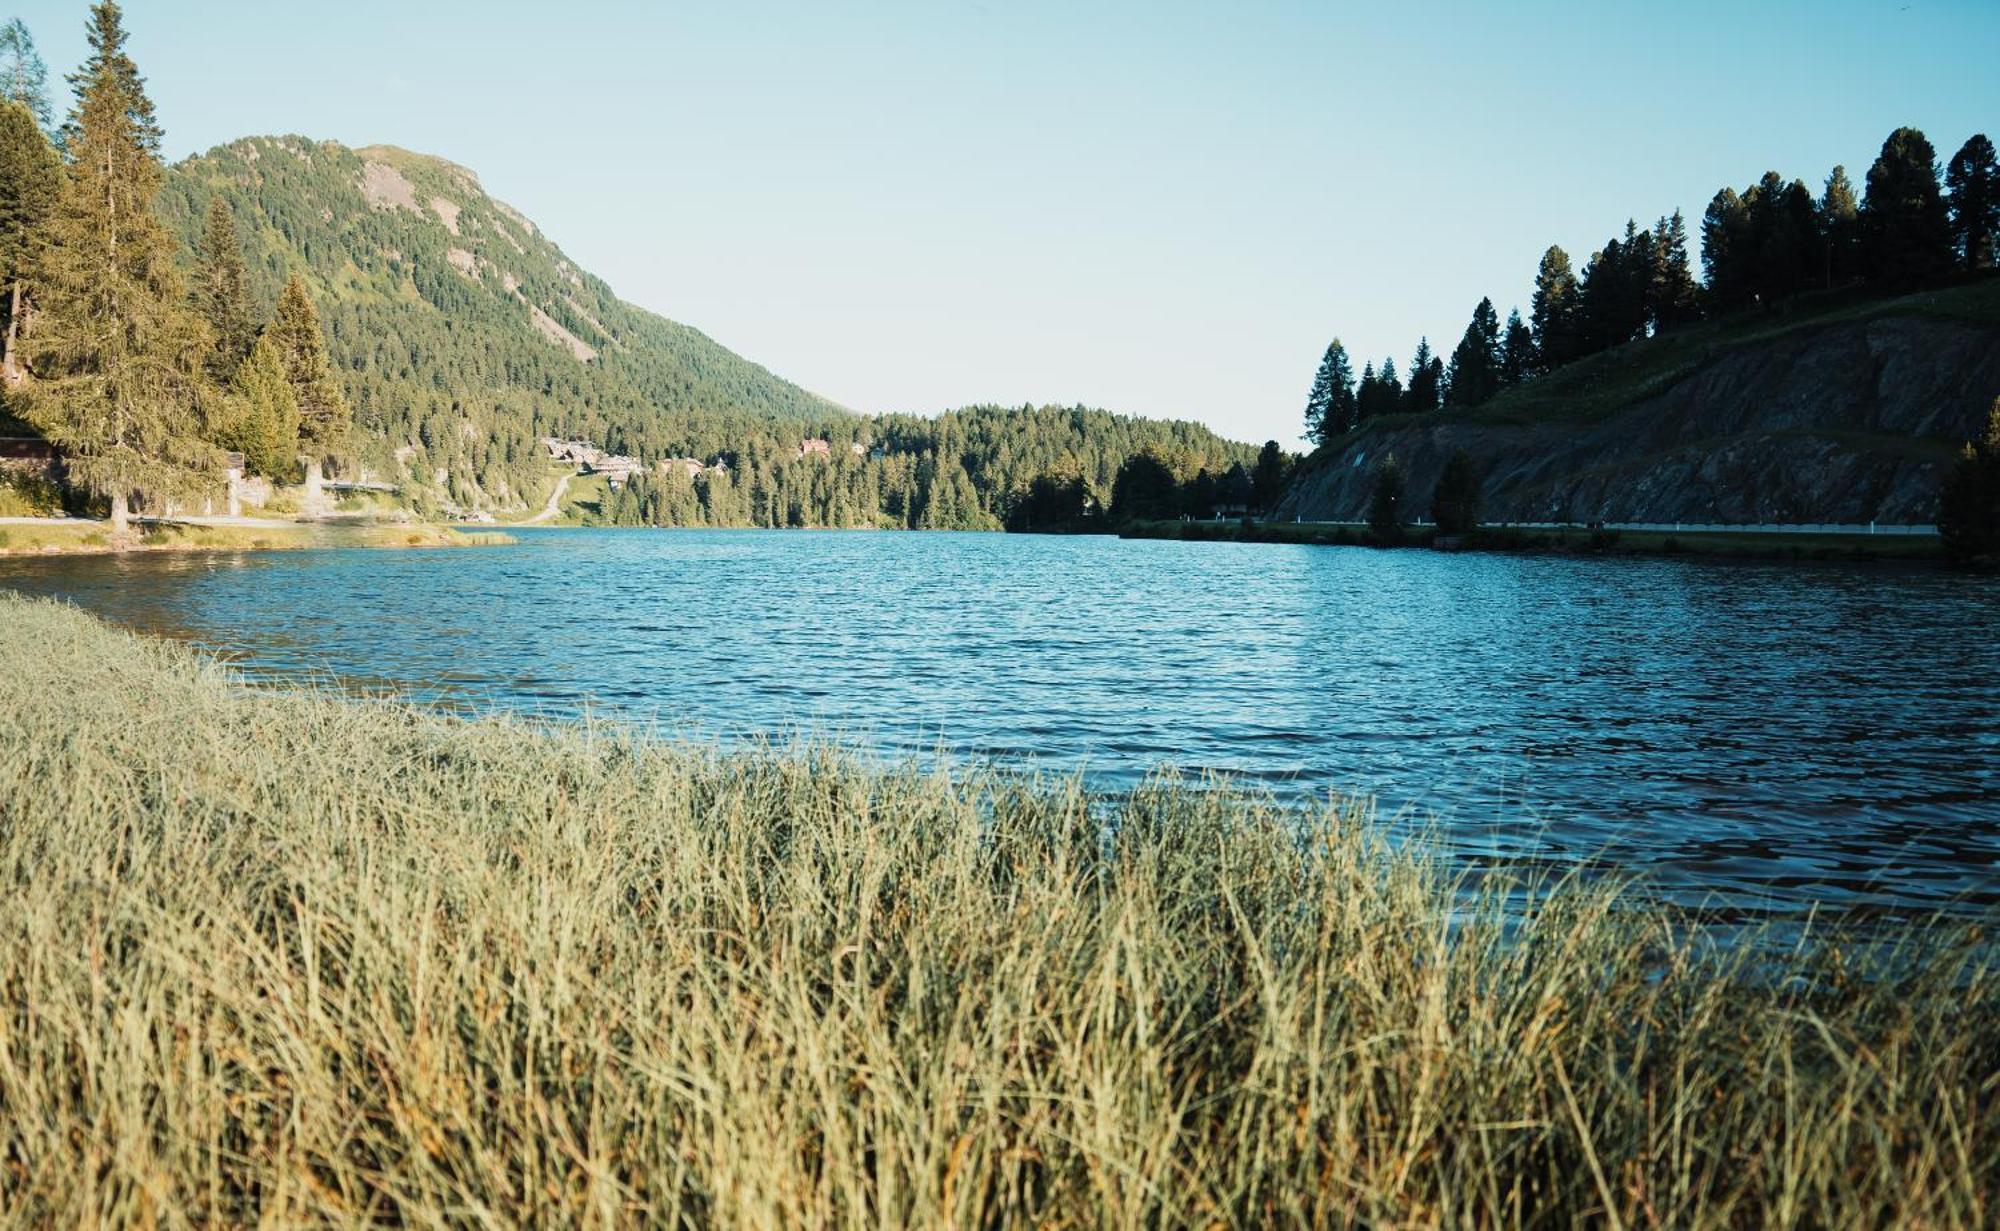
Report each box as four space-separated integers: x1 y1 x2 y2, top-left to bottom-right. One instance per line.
1378 356 1402 413
1250 440 1288 513
1529 246 1580 372
1937 397 2000 564
1821 166 1862 286
1862 127 1952 285
1498 309 1535 386
0 98 58 383
1303 338 1356 443
1429 447 1481 535
24 2 215 532
1355 360 1379 425
59 3 157 156
0 18 50 135
1944 134 1999 273
1648 211 1700 331
1404 338 1441 412
1444 298 1500 408
268 272 350 487
197 198 257 377
1367 452 1404 540
220 332 299 480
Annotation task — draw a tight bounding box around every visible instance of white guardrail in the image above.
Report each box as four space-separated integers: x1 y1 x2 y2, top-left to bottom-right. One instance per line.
1282 518 1940 536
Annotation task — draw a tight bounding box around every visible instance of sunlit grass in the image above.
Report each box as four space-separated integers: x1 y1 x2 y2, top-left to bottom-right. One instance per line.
0 594 1993 1226
0 521 515 556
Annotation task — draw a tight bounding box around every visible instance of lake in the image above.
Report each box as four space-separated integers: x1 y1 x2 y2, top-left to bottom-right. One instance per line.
4 528 1996 916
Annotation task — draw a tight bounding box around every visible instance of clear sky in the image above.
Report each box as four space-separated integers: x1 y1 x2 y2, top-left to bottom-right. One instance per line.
12 1 2000 444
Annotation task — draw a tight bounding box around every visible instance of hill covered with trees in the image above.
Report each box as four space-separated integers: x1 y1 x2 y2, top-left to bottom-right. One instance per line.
1286 125 2000 526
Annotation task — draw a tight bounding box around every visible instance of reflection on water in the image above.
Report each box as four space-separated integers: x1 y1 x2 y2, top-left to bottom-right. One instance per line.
5 528 1997 916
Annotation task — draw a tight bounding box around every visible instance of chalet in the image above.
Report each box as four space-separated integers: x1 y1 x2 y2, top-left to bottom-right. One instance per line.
659 457 706 480
798 438 832 460
588 454 645 487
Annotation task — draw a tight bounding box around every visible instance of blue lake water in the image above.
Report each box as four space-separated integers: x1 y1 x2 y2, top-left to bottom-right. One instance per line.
4 528 1997 915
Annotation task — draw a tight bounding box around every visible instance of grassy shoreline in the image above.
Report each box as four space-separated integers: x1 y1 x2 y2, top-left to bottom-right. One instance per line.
0 519 516 557
1123 517 1947 561
0 594 1994 1225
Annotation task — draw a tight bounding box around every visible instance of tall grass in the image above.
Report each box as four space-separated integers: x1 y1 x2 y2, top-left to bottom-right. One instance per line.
0 594 1993 1227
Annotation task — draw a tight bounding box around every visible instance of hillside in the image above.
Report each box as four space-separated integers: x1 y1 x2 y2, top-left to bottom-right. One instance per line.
1277 278 2000 525
159 136 841 511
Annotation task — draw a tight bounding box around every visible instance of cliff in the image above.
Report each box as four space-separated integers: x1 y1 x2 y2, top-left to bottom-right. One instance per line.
1276 280 2000 525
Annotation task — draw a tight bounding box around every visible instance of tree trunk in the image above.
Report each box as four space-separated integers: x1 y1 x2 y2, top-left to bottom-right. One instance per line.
303 455 325 518
108 490 129 536
3 282 21 386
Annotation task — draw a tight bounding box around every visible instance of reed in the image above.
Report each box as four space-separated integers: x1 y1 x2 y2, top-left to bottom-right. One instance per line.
0 593 1992 1227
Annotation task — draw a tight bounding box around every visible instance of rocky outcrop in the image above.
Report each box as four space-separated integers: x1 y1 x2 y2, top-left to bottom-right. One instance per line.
1276 313 2000 525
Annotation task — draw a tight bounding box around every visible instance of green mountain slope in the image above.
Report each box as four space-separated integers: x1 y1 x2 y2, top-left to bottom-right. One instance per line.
159 136 840 510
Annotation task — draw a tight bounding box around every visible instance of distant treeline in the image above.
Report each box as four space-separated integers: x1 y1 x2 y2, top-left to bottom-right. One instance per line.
1304 126 2000 442
581 405 1273 531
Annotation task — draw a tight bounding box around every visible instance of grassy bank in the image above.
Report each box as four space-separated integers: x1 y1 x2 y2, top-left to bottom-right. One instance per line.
1124 518 1946 562
0 520 516 557
0 596 1994 1226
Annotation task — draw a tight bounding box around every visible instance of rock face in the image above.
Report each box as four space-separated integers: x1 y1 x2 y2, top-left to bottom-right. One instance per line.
1276 314 2000 525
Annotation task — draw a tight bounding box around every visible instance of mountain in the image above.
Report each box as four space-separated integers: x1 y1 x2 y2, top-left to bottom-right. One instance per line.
159 136 841 511
1276 279 2000 526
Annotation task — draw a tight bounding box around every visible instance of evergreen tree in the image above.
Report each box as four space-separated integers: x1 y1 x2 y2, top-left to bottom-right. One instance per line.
1944 133 1999 272
1701 187 1753 309
1444 297 1500 408
1366 452 1404 540
1498 309 1534 386
268 272 350 471
1821 165 1862 286
1355 360 1379 425
0 98 58 383
0 18 50 135
1250 440 1288 513
1529 246 1580 371
23 1 215 531
1861 126 1952 285
1429 447 1481 535
1404 337 1441 412
1109 449 1182 523
1377 356 1402 415
196 197 256 378
1937 397 2000 564
59 2 158 156
220 332 299 479
1303 338 1356 443
1648 211 1700 330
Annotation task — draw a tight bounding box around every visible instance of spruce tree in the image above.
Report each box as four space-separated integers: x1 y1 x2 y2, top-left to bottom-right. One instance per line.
1498 309 1535 386
1366 453 1404 540
1944 134 1999 272
1821 166 1862 286
1444 298 1500 408
197 198 257 377
1250 440 1288 513
1861 127 1952 285
1937 397 2000 564
1429 447 1481 535
268 272 350 489
0 98 58 383
0 18 50 135
1529 246 1580 371
1404 338 1440 412
1648 211 1700 331
59 2 157 156
221 332 300 480
1303 338 1356 443
24 1 215 532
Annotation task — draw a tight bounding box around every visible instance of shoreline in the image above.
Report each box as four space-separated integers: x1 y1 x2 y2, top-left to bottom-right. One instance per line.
0 518 516 557
1119 517 1949 562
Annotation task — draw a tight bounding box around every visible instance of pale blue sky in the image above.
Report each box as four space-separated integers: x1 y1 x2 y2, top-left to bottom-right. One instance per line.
13 0 1999 444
